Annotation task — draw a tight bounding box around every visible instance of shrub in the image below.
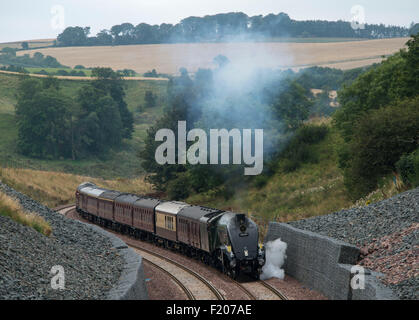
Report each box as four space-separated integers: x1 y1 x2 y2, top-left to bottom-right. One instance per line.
278 124 327 173
396 149 419 187
34 69 49 75
342 98 419 199
56 69 69 76
167 175 190 200
296 124 328 144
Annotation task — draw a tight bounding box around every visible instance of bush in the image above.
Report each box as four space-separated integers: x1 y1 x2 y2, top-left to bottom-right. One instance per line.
396 149 419 187
278 124 327 173
56 69 69 76
295 124 328 144
74 65 85 69
167 175 190 200
252 174 270 188
34 70 49 75
342 98 419 199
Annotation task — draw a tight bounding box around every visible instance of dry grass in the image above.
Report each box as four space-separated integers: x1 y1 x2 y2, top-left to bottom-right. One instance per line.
0 167 153 208
17 38 409 74
0 190 52 236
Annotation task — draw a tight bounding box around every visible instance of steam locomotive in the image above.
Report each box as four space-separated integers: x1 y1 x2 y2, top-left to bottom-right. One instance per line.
75 182 265 279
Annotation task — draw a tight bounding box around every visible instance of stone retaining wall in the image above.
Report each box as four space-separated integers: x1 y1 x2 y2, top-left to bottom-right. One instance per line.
84 223 148 300
265 222 398 300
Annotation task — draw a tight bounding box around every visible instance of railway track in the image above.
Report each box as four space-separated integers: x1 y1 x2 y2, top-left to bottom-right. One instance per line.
129 243 225 300
56 205 223 300
142 257 195 300
56 205 287 300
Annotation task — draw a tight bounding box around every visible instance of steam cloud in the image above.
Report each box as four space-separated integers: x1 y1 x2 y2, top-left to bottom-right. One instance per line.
260 238 287 280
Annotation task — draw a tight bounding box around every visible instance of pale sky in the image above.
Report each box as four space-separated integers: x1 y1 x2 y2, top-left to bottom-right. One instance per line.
0 0 417 43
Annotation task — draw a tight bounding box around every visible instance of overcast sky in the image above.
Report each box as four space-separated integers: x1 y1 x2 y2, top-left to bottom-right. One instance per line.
0 0 417 43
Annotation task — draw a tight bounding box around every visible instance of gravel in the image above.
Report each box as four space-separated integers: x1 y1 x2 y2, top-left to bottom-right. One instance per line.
288 187 418 300
0 182 124 300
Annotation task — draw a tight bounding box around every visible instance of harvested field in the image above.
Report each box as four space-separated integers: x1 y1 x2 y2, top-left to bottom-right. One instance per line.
0 38 55 50
17 38 409 74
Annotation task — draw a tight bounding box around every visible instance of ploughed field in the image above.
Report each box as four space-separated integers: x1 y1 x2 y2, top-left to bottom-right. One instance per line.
17 38 409 74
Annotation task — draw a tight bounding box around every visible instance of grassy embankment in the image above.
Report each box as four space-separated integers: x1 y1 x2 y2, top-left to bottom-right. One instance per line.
0 190 52 236
186 118 401 236
0 167 153 208
0 72 168 179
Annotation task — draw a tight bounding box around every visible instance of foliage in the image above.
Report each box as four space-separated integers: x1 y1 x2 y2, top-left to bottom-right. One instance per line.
333 34 419 198
340 98 419 199
144 90 157 108
396 149 419 187
0 50 63 68
56 12 409 47
0 64 28 73
271 79 312 130
334 35 419 141
278 124 328 173
14 68 134 160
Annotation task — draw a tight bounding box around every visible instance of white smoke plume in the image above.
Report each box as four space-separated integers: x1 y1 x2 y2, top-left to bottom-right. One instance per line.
260 238 287 280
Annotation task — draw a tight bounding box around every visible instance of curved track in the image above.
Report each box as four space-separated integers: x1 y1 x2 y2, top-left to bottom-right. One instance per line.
143 258 195 300
57 204 287 300
56 205 223 300
129 243 225 300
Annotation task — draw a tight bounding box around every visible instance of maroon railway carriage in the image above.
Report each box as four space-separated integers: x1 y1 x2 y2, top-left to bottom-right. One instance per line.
76 182 106 216
114 194 141 227
97 190 121 221
132 198 160 234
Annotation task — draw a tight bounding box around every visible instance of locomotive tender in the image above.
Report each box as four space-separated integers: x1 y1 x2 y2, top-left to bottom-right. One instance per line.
75 182 265 279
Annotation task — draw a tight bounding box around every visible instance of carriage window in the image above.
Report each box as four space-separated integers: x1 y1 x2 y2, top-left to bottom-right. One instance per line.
165 216 174 230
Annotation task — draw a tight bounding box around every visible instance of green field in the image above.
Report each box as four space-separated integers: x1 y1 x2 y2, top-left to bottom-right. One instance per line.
25 67 93 76
0 72 168 178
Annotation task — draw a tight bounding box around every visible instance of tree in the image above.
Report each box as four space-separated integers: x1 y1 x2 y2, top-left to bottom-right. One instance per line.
57 26 90 46
16 85 73 158
89 67 134 138
145 91 156 108
1 47 17 56
341 98 419 199
271 79 312 131
21 42 29 50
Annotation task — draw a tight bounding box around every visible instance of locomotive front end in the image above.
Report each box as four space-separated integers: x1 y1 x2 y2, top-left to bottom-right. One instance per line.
217 212 265 279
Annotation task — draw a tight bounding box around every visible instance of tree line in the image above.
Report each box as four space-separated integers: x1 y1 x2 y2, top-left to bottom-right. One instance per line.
0 48 63 68
15 68 134 159
334 34 419 198
56 12 413 47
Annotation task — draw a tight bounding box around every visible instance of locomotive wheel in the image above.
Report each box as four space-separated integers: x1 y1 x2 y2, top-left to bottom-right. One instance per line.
230 267 238 280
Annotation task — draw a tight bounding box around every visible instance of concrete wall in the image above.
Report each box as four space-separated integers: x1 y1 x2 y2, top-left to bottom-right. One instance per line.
265 222 398 300
85 223 148 300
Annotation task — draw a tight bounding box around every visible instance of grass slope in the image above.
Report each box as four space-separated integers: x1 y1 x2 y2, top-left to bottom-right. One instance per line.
187 125 401 235
0 167 153 208
0 72 168 178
